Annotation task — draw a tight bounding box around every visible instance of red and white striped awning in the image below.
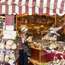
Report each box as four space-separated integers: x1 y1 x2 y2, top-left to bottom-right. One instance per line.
0 0 65 16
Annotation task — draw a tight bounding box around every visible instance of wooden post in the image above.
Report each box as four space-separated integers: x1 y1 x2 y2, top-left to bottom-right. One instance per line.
55 14 56 26
64 15 65 23
63 15 65 34
16 15 17 31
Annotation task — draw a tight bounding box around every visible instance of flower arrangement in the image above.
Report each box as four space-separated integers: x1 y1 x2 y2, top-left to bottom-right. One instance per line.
5 50 15 65
6 40 17 50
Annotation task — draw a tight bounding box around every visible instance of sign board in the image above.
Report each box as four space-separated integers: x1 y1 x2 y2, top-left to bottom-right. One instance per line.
3 30 16 39
5 25 14 30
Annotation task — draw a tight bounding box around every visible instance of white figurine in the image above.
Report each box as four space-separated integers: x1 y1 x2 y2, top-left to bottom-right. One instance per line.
48 22 65 37
49 26 62 36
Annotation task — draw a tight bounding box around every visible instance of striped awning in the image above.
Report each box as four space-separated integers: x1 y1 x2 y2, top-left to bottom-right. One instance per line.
0 0 65 16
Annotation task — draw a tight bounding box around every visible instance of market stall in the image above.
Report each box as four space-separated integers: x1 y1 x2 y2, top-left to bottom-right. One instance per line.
0 15 17 65
16 15 65 65
0 0 65 65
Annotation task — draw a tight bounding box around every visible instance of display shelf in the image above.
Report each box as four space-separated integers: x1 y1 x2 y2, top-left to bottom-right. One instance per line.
29 58 41 65
28 58 44 65
0 39 17 65
30 46 42 51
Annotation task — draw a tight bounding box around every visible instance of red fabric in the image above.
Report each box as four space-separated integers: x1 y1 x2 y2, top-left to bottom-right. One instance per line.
42 51 55 62
39 0 43 15
53 0 58 15
5 5 8 14
12 4 15 14
60 0 65 13
55 53 63 59
47 0 50 15
42 50 65 62
26 0 29 15
63 52 65 59
32 0 35 15
0 4 2 14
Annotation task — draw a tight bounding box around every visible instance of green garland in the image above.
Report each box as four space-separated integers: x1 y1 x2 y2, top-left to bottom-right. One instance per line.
40 63 48 65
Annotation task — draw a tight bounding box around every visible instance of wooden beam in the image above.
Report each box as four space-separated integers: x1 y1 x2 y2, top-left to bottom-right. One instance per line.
55 14 56 26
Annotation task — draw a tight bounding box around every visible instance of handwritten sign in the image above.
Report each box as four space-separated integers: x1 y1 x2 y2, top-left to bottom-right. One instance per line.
3 30 16 39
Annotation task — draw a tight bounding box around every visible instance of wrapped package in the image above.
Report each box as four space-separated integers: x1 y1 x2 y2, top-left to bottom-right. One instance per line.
5 55 9 62
9 54 15 60
6 40 13 46
8 59 15 65
6 40 13 49
9 51 15 65
6 40 17 49
11 44 16 49
0 43 4 49
5 50 15 65
0 55 4 62
0 50 4 62
49 43 57 49
6 45 11 49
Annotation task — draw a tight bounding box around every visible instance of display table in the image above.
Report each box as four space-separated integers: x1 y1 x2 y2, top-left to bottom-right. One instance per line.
30 46 65 65
30 47 48 65
30 47 42 61
28 58 44 65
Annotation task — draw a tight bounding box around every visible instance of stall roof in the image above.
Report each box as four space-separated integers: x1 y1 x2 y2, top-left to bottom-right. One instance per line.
0 0 65 16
